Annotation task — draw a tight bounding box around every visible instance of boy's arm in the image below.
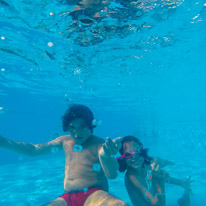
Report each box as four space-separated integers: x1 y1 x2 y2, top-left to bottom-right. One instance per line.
0 134 64 156
98 137 121 179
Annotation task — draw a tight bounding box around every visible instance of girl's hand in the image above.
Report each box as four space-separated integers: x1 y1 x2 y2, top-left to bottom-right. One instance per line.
181 176 193 192
152 169 169 181
151 157 175 171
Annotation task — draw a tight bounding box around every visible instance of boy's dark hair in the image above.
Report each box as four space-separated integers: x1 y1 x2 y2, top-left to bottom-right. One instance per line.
118 135 153 172
62 104 95 133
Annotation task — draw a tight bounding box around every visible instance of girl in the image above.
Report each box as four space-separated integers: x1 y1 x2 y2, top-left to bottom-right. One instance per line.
117 135 192 206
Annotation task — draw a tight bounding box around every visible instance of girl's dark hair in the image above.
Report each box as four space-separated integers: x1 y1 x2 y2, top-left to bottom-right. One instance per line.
62 104 95 133
118 135 153 172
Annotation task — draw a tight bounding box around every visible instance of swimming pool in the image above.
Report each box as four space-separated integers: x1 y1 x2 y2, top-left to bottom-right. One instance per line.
0 0 206 205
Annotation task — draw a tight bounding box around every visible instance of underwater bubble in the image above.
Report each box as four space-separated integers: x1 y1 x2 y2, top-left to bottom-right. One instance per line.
73 144 83 152
1 36 5 40
100 10 107 17
50 12 54 16
83 187 88 194
51 146 59 153
18 156 23 161
73 69 81 75
1 68 5 71
65 98 73 102
0 107 6 114
92 163 101 172
48 42 54 47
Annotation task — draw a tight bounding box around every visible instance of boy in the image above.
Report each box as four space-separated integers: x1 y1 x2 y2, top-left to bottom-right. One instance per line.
0 104 127 206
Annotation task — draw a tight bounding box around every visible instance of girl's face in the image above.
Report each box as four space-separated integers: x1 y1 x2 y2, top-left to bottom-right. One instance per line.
123 141 144 169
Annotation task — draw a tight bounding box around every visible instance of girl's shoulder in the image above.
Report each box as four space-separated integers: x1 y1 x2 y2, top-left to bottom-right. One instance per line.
125 170 142 183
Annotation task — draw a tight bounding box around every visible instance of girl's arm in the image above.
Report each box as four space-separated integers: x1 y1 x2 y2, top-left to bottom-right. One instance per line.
166 175 193 191
125 173 166 206
152 167 193 191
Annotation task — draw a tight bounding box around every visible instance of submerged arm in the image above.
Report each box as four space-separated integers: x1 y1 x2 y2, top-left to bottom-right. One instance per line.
98 137 121 179
126 173 166 206
0 134 64 156
165 176 193 191
152 165 193 191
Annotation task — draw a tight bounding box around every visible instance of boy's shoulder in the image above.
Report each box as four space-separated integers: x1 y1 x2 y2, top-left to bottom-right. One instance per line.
83 135 105 152
56 135 71 142
60 135 105 146
90 135 105 144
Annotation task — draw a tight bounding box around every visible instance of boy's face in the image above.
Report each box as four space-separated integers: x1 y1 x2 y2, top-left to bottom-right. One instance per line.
68 118 92 145
123 141 144 169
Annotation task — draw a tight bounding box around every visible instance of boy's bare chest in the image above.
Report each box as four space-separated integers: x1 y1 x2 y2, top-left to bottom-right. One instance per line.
64 141 99 165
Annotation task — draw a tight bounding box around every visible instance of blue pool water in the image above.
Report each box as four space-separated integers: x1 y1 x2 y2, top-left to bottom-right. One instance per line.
0 0 206 205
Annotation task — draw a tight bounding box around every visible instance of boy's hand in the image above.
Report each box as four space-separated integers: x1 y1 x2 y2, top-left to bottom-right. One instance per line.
102 137 122 158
